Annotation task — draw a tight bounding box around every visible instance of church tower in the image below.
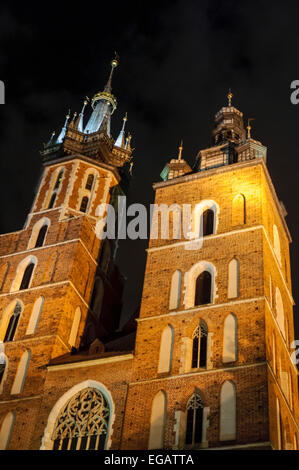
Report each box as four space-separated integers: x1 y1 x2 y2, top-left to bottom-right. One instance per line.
0 57 134 450
121 92 299 450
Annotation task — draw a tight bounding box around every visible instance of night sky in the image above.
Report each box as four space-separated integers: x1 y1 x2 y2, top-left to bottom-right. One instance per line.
0 1 299 336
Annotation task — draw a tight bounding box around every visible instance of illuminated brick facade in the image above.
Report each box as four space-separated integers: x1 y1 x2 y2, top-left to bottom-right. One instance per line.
0 74 298 450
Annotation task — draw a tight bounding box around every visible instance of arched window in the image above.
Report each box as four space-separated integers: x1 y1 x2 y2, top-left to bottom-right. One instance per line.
85 174 94 190
202 209 214 236
185 261 215 310
185 393 204 446
4 302 22 342
275 288 285 337
11 350 31 394
148 391 167 449
223 314 237 363
68 307 81 348
11 256 37 292
54 169 64 190
193 201 218 239
35 224 48 248
272 333 276 374
28 218 50 250
26 296 44 335
0 357 6 387
192 321 208 369
273 225 282 266
194 271 211 306
220 381 236 441
228 258 239 299
48 192 57 209
80 196 89 213
52 387 111 450
20 263 35 290
158 325 174 374
90 278 104 319
0 411 15 450
276 398 282 449
169 270 181 310
232 194 246 226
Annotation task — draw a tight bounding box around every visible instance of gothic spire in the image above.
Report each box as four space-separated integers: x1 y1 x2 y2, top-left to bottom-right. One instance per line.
56 111 70 143
84 55 119 135
104 53 119 93
115 113 127 148
76 98 89 132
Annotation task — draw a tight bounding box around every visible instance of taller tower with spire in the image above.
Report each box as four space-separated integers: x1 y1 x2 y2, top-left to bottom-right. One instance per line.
0 57 136 450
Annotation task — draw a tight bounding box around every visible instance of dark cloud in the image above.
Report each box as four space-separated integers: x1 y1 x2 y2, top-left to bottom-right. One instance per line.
0 0 299 334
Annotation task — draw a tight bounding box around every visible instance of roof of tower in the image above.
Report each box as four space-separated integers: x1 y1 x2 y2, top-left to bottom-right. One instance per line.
84 54 119 135
212 90 246 146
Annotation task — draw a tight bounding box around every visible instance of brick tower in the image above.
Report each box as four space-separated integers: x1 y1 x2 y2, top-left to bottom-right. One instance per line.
0 57 135 450
120 92 299 450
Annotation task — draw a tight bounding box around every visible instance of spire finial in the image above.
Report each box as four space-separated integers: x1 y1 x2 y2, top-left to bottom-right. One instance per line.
115 112 128 148
247 118 254 139
56 110 71 143
178 139 183 161
77 98 89 132
227 89 233 107
104 52 119 93
125 132 132 151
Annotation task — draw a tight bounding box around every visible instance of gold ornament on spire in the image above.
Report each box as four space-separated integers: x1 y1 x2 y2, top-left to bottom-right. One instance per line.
227 89 233 107
111 51 120 69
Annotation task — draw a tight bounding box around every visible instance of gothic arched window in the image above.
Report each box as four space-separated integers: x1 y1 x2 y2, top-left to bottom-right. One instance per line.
52 387 110 450
80 196 89 213
223 314 237 363
148 391 167 449
194 271 211 306
202 209 214 236
4 302 22 342
20 263 35 290
232 194 246 226
0 357 6 386
54 169 64 190
192 321 208 369
169 270 181 310
85 174 94 191
228 258 239 299
220 381 236 441
0 411 15 450
185 393 204 446
48 192 57 209
11 349 31 394
35 224 48 248
26 296 44 335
